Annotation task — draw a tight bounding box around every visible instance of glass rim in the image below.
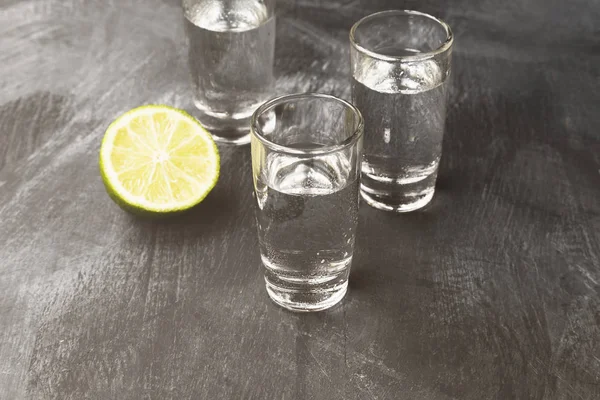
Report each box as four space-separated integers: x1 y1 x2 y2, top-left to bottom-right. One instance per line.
350 9 454 62
251 93 364 156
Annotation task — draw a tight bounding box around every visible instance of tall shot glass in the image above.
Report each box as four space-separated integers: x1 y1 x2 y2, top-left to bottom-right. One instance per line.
183 0 275 145
251 94 364 312
350 10 453 212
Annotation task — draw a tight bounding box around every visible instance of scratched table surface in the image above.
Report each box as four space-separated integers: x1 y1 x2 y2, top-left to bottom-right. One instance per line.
1 0 599 399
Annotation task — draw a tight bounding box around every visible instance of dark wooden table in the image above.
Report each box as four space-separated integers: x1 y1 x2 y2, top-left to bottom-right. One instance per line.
1 0 599 398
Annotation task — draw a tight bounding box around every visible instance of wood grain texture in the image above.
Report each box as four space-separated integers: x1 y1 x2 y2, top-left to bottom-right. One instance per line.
0 0 598 399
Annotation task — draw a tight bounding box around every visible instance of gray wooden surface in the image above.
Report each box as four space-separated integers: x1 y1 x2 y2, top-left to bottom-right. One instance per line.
1 0 599 399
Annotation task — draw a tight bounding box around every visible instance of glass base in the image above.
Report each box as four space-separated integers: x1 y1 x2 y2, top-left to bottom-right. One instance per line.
210 128 251 146
191 100 252 146
360 167 437 212
265 278 348 312
360 186 435 212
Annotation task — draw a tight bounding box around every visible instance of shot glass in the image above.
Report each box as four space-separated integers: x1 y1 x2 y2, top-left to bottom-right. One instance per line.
350 10 453 212
183 0 275 145
251 93 364 312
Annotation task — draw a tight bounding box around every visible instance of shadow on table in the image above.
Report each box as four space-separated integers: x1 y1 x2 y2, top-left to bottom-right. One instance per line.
124 144 254 239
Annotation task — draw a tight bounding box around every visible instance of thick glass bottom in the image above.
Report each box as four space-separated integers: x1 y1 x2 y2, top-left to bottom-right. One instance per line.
192 99 253 145
264 276 348 312
360 176 435 212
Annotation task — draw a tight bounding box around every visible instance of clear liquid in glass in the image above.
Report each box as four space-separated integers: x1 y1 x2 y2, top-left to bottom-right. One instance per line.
352 45 447 212
184 1 275 144
255 149 359 311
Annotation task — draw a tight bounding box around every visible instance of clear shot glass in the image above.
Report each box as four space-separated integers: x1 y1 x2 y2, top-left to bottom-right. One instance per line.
350 10 453 212
183 0 275 145
251 93 364 312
